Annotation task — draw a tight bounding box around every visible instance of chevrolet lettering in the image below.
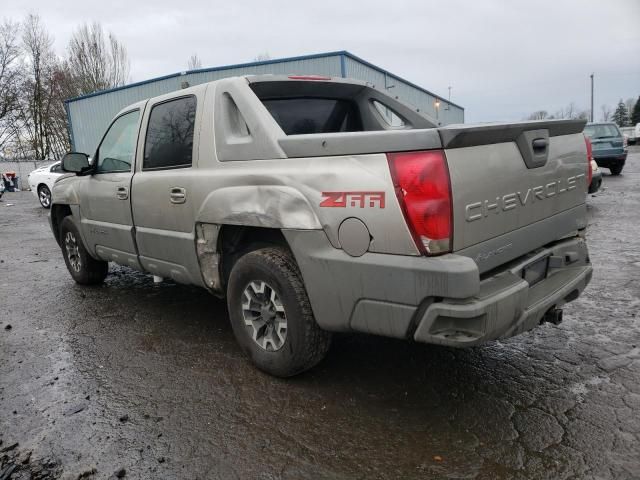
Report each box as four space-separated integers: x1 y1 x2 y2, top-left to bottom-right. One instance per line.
465 174 586 222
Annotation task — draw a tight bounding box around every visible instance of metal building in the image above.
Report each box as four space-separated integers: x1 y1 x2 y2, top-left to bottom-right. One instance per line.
65 51 464 154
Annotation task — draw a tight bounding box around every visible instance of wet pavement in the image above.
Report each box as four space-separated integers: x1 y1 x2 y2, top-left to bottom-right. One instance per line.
1 148 639 480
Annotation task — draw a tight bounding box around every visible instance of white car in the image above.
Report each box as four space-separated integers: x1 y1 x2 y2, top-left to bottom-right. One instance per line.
620 123 640 145
28 161 65 208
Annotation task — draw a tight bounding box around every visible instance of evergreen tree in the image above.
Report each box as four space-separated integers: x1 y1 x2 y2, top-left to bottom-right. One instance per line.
612 99 630 127
631 96 640 125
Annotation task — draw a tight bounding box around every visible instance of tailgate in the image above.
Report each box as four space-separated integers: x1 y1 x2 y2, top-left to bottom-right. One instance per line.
591 136 624 155
440 120 588 272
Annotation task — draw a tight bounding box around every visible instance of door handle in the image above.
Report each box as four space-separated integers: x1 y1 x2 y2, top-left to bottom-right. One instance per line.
532 138 548 152
116 186 129 200
170 187 186 204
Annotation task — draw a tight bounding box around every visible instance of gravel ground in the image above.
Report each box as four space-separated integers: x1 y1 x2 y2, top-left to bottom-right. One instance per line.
1 147 639 479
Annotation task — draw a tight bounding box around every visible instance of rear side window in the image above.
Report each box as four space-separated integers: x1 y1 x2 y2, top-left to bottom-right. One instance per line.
584 124 620 139
372 100 406 127
143 96 197 170
261 98 361 135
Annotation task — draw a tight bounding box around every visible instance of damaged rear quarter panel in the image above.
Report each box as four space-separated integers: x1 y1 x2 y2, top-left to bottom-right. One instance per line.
193 154 418 255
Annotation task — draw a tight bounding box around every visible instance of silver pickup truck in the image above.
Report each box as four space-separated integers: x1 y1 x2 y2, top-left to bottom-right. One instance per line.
51 75 593 377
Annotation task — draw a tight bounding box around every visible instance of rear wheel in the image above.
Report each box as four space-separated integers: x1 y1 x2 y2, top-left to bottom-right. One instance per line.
38 185 51 208
610 166 623 176
227 247 331 377
59 216 108 285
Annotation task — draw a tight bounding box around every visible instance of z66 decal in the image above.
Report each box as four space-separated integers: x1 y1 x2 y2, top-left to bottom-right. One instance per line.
320 191 386 208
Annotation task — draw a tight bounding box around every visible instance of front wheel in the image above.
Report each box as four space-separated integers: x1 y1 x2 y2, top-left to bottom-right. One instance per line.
59 216 108 285
38 185 51 208
610 165 623 176
227 247 331 377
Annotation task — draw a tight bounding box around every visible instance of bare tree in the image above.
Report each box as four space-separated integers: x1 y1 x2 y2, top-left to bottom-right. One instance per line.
254 52 271 62
67 22 130 94
187 54 202 70
553 102 590 120
2 17 131 160
107 32 128 87
0 19 22 153
527 110 549 120
12 14 71 160
576 110 589 120
47 65 75 157
600 104 612 122
19 14 55 159
555 103 575 120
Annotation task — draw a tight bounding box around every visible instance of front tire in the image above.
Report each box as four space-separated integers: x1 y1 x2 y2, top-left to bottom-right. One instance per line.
38 185 52 208
59 216 108 285
227 247 331 377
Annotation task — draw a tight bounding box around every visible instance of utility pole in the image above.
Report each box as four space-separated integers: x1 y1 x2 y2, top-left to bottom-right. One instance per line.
590 73 594 122
445 86 452 111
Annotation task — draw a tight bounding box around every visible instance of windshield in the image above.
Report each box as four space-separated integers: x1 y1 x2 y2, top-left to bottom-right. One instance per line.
584 124 620 139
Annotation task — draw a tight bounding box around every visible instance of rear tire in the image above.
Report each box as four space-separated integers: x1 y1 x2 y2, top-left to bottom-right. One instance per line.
610 166 623 176
59 216 108 285
38 185 51 209
227 247 331 377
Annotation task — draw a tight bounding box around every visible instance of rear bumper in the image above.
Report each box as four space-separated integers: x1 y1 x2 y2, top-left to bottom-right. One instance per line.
413 238 592 346
594 152 627 168
588 170 603 193
284 231 592 346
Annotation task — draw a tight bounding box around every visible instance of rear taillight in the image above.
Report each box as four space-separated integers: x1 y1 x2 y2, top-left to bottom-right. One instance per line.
584 136 593 187
287 75 331 81
387 150 452 255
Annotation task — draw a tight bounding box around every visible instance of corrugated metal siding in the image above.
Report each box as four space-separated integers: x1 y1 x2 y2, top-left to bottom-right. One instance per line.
343 57 387 89
67 52 463 154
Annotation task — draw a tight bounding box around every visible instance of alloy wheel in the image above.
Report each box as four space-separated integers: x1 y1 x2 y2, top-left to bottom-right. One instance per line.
241 281 287 351
65 231 81 272
39 187 51 208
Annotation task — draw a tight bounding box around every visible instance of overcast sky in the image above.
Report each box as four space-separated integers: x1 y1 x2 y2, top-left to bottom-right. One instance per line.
5 0 640 122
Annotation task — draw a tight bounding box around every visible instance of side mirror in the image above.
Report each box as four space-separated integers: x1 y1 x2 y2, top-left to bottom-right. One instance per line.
61 152 91 174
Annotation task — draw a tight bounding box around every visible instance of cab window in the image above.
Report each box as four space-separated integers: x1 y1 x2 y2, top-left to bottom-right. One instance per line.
143 96 197 170
261 97 361 135
95 110 140 173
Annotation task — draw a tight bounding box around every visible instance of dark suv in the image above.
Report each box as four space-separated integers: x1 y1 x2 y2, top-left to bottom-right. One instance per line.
584 122 628 175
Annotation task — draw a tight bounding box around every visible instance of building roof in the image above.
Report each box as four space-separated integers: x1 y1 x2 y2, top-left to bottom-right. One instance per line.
65 50 463 110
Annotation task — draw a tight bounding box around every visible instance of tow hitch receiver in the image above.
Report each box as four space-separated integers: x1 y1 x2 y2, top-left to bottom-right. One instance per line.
541 308 563 325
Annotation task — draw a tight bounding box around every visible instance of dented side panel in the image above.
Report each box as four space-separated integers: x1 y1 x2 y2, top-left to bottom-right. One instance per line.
195 223 222 292
190 155 418 255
